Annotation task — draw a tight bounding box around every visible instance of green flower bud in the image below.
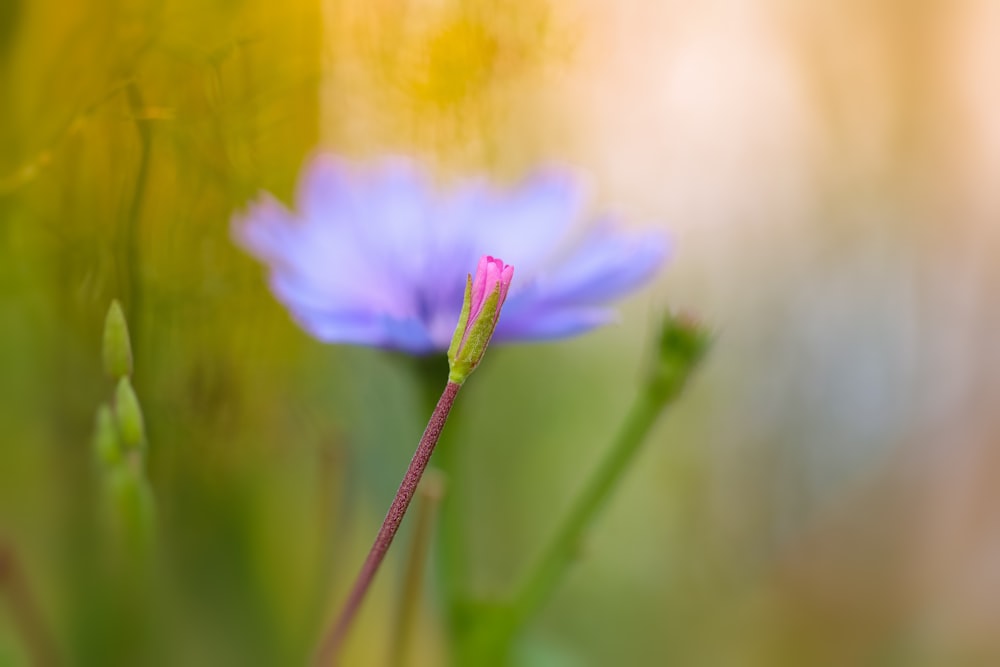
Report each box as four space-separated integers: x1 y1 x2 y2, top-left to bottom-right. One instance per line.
114 377 145 450
93 403 122 467
102 300 133 379
648 311 711 404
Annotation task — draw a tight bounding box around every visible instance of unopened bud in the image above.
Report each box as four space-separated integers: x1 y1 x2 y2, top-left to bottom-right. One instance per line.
648 311 711 404
114 377 146 449
447 255 514 384
93 403 122 466
102 300 133 379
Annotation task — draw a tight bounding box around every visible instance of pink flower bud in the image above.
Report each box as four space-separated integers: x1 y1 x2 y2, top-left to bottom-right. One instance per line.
448 255 514 383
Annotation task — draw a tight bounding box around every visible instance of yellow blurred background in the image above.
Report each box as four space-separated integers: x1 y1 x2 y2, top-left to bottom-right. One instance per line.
2 0 1000 665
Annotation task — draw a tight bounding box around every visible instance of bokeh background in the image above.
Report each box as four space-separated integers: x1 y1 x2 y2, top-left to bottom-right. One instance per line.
3 0 1000 665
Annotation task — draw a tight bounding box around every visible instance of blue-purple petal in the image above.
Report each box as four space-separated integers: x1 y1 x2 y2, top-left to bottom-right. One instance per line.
234 154 669 354
285 304 436 355
468 171 584 275
532 225 669 306
287 309 392 346
495 305 617 341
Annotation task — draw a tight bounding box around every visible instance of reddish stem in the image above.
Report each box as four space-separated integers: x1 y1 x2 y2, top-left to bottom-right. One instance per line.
0 540 57 666
314 380 462 666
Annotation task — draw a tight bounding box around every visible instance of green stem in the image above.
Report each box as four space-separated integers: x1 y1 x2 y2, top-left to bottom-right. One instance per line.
520 392 661 617
467 314 710 663
504 390 664 645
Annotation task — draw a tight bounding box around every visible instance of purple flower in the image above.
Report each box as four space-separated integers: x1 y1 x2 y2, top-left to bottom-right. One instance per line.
233 154 668 355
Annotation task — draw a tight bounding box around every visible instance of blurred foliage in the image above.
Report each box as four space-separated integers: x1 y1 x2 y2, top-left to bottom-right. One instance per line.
2 0 999 666
0 0 567 662
1 0 327 663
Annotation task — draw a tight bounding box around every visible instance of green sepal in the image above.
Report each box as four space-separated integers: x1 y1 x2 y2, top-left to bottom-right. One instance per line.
448 283 501 384
448 276 473 366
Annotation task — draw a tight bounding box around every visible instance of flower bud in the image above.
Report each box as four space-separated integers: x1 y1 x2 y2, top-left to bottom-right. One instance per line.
648 311 711 404
114 377 146 450
447 255 514 384
103 299 133 379
93 403 123 466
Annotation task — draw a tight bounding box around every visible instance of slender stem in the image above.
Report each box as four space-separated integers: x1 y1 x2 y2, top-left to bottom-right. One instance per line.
467 386 669 660
0 540 58 666
314 381 462 666
511 390 663 626
462 313 709 663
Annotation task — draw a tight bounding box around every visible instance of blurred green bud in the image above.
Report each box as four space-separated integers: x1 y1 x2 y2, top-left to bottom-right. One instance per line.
114 377 145 450
93 403 122 467
102 299 133 379
648 311 711 404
